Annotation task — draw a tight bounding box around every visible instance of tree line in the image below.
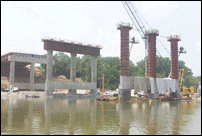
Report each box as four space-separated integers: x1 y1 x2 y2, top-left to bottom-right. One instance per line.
39 52 201 90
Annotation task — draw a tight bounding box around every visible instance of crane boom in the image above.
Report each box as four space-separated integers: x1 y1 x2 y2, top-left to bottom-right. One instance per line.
121 1 149 77
122 1 171 77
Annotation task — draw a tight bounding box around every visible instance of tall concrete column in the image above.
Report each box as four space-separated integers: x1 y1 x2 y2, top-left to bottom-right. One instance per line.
9 60 15 87
146 29 159 78
45 49 53 95
90 55 97 94
117 22 132 100
168 35 181 80
30 63 35 91
69 53 77 95
168 35 181 98
146 29 159 99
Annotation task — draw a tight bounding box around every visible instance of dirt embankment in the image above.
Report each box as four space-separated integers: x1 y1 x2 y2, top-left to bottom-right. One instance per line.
1 77 9 88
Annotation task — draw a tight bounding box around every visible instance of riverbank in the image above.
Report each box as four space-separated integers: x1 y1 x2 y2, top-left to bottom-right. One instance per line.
1 90 98 99
1 91 201 102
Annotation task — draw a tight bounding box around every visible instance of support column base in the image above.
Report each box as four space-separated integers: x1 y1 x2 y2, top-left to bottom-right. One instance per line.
90 90 98 95
118 89 131 100
69 89 77 95
30 86 35 91
45 80 53 96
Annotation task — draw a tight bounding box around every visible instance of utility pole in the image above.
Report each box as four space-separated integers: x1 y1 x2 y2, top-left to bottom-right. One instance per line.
102 64 105 96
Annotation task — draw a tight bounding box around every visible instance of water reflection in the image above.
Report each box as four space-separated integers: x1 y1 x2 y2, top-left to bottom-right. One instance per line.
1 97 201 135
44 98 52 135
117 101 133 135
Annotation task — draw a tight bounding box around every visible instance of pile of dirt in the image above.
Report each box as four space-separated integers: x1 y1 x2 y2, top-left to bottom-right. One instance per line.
26 65 84 82
34 68 46 78
26 66 46 79
53 75 70 81
76 78 83 82
53 75 83 82
1 77 9 88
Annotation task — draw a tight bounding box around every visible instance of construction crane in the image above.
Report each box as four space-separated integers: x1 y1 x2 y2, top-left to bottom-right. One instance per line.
121 1 170 77
121 1 149 77
179 69 194 96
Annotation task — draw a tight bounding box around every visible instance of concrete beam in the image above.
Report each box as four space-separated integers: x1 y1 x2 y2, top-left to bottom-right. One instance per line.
13 83 45 90
51 81 96 90
8 54 55 64
43 40 101 56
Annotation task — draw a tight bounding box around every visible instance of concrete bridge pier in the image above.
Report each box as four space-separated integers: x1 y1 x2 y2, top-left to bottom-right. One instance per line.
9 60 15 88
45 49 53 95
90 55 98 95
117 22 132 100
69 53 77 95
146 29 159 99
168 35 181 98
30 62 35 91
119 76 131 100
42 37 101 96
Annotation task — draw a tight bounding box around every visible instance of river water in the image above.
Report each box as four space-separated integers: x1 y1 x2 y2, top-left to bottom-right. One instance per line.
1 97 201 135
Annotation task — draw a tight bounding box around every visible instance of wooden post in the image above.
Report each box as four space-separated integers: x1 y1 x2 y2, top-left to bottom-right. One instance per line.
102 73 104 96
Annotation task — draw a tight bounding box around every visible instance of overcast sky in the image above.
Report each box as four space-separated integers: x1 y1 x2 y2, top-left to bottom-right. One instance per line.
1 1 201 76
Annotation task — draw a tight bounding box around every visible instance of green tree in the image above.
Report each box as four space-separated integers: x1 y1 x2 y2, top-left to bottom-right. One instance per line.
52 52 71 78
156 56 171 77
80 55 92 82
134 59 145 77
38 53 198 90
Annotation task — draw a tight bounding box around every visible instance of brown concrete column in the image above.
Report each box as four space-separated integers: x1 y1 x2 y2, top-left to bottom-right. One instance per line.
117 22 132 100
146 29 159 78
117 22 132 76
168 35 181 80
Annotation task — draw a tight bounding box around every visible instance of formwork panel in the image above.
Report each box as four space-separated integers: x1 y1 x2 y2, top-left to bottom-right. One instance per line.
119 26 132 76
169 39 179 80
147 33 158 78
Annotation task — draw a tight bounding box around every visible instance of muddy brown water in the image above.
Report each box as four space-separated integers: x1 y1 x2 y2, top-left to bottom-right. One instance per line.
1 97 201 135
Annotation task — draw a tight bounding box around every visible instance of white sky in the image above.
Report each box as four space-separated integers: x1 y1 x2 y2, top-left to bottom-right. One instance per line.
1 1 201 76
